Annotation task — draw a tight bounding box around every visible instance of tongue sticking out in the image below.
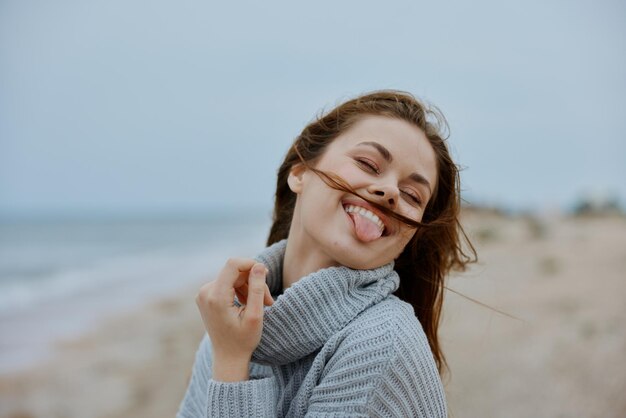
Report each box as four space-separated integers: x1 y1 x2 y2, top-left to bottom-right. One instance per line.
348 212 384 242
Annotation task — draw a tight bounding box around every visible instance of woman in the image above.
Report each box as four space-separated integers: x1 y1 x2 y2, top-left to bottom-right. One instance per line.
177 90 475 417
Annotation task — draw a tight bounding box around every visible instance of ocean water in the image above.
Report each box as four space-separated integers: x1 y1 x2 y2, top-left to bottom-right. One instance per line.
0 214 271 374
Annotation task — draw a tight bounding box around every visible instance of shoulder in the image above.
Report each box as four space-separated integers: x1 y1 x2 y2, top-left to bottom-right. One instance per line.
355 296 441 381
342 295 432 356
319 296 428 373
309 296 447 417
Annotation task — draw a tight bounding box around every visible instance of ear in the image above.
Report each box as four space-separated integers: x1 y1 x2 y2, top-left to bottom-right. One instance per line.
287 163 306 194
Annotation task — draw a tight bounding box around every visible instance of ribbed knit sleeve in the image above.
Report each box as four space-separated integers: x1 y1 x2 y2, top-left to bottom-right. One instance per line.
205 376 278 417
177 334 279 418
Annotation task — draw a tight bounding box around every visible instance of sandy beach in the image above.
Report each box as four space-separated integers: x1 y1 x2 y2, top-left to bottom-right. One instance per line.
1 211 625 418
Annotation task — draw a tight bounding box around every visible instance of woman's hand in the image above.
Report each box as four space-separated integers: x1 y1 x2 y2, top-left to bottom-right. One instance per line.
196 258 274 381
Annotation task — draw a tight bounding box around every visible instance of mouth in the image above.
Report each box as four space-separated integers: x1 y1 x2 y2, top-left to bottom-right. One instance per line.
341 198 393 240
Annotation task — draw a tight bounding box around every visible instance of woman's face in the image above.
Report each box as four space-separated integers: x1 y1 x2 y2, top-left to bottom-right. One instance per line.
288 115 438 269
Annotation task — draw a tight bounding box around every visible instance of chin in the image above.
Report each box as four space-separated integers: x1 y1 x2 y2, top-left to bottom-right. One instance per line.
324 237 393 270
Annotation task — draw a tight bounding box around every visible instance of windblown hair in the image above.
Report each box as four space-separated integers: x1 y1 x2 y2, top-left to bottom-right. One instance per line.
266 90 477 376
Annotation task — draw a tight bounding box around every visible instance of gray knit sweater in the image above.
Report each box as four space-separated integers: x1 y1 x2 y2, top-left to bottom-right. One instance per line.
177 239 448 417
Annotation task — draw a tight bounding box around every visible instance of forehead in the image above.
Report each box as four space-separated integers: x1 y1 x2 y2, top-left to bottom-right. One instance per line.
326 115 438 187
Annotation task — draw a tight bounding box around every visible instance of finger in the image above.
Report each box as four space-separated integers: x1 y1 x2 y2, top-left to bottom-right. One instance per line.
216 258 257 289
244 263 267 318
264 283 274 306
235 287 247 305
237 281 272 307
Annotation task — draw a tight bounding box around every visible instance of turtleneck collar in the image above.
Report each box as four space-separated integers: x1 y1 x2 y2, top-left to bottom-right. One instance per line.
249 239 400 365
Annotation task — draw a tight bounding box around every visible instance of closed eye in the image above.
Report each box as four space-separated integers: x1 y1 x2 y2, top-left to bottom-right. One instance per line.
355 158 380 175
402 190 423 207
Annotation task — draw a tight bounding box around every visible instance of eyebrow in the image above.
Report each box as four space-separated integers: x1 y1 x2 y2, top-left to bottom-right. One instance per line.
356 141 432 194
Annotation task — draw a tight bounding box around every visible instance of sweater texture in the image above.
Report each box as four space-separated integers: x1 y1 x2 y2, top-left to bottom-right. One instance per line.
177 239 448 417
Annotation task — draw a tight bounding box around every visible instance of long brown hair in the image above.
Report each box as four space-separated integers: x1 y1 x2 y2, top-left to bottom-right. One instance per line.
266 90 477 376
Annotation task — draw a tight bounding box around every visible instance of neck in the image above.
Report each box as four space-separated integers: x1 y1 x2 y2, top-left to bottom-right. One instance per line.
282 241 338 291
282 209 340 291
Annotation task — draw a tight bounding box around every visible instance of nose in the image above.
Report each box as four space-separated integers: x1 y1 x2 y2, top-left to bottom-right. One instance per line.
367 182 399 209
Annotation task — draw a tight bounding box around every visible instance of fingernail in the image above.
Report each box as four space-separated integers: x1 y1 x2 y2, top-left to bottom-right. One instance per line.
252 264 265 275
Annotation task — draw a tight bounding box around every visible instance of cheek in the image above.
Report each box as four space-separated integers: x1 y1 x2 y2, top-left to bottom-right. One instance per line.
410 211 424 225
396 226 417 249
321 161 362 185
300 178 341 219
402 229 415 247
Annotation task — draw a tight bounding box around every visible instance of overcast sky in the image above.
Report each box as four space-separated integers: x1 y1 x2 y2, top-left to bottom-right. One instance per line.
1 0 625 217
